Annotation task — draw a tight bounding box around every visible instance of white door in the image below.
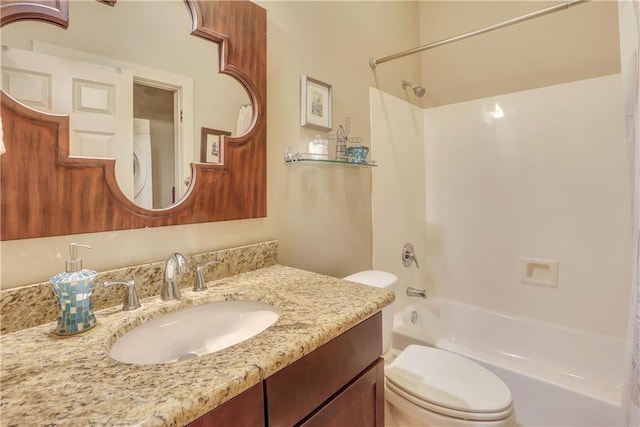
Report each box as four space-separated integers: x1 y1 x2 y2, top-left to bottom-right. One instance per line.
32 40 194 203
1 46 135 200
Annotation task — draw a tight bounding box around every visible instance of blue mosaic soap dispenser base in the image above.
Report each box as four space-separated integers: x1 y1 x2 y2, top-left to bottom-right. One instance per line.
49 243 97 335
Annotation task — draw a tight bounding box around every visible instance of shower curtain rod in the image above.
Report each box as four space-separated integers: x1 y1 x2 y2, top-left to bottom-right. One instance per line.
369 0 588 69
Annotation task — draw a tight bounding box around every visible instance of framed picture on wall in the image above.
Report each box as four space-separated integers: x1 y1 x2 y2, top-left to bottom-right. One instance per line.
200 127 230 164
301 75 332 131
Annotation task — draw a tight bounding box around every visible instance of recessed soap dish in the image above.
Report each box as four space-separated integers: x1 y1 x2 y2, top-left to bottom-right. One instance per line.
520 257 559 287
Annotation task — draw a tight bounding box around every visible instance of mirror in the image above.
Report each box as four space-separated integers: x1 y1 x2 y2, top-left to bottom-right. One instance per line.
0 0 267 241
1 0 252 209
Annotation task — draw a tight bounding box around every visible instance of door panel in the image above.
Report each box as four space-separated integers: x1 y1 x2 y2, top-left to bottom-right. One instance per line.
1 46 134 199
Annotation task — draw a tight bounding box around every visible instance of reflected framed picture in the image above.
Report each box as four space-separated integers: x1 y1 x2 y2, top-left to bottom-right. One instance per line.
200 127 230 164
301 75 332 131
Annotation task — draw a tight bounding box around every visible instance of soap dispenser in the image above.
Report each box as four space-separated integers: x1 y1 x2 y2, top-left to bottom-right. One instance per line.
49 243 98 335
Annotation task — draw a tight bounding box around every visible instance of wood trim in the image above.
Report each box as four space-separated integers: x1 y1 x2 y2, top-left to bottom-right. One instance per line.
375 358 385 427
0 0 68 28
0 0 267 240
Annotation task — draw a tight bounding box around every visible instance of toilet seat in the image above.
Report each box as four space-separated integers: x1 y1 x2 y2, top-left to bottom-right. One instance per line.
385 345 513 422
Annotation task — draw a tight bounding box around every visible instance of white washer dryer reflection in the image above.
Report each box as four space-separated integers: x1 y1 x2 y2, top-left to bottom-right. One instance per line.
133 118 153 209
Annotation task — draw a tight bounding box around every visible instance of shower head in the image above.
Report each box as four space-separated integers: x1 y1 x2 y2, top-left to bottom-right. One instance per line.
402 80 426 97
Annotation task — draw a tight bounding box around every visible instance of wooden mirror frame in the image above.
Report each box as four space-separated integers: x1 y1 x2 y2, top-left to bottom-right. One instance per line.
0 0 266 241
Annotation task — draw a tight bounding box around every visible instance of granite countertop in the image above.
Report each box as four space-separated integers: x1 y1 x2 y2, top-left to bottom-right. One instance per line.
0 265 394 426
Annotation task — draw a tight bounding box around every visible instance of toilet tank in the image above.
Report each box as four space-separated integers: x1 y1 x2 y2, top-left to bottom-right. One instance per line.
343 270 397 353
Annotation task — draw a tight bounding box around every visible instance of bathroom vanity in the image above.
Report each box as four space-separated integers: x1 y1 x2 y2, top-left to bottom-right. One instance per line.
0 262 393 426
191 313 384 426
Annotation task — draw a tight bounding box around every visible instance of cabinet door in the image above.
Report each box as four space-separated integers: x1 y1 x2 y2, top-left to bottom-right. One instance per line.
301 358 385 427
266 313 382 427
187 382 264 427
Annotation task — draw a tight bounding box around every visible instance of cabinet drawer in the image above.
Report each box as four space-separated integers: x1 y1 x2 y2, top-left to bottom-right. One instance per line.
266 312 382 427
301 358 384 427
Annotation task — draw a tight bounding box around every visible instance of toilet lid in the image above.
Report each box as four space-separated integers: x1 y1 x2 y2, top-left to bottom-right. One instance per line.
385 345 512 415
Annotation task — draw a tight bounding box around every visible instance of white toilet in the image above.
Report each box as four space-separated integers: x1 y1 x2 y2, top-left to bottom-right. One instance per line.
343 270 515 427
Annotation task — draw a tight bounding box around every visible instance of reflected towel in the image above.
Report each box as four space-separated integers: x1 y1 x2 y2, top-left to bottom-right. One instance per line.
0 116 5 154
235 104 253 136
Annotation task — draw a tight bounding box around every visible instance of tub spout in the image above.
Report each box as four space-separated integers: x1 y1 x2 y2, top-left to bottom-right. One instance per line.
406 287 427 298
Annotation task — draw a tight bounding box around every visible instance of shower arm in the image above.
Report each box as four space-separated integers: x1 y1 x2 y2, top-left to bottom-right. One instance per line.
369 0 588 69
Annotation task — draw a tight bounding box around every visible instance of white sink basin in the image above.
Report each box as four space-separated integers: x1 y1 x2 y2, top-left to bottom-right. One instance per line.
109 300 279 364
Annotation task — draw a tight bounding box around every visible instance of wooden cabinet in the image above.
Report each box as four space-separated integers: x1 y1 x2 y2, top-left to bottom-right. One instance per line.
267 312 382 426
300 358 384 427
188 312 384 426
187 383 264 427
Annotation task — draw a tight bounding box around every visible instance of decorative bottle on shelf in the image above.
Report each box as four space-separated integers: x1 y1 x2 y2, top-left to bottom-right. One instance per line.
49 243 97 335
334 125 347 160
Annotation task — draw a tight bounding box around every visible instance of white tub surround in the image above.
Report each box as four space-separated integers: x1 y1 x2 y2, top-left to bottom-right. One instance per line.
371 75 632 338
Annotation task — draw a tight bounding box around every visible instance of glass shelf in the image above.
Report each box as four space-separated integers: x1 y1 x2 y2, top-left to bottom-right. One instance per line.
284 152 377 168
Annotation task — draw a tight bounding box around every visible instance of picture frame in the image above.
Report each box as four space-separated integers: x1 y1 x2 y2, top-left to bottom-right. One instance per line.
200 127 230 164
300 75 332 131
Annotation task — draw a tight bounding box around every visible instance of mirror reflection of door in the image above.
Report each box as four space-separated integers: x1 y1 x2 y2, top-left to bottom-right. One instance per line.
1 46 189 209
134 83 184 209
1 46 135 199
0 0 251 210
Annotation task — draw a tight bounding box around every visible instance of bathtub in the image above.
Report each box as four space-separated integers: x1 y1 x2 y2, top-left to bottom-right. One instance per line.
391 298 626 427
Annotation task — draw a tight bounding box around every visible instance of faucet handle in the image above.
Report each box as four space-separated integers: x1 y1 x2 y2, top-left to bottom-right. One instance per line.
103 280 141 311
194 260 221 292
402 243 420 268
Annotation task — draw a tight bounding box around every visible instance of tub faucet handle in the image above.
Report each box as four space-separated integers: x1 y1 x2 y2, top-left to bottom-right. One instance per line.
402 243 419 268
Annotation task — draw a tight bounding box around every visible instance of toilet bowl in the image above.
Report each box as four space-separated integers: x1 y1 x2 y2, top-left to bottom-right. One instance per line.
343 271 514 427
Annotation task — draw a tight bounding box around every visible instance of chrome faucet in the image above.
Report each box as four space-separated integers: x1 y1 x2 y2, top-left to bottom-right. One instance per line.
406 287 427 298
162 252 189 301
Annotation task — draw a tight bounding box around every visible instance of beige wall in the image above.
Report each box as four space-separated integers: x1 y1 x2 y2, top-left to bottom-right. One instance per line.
417 0 621 108
0 1 421 288
5 0 620 300
260 0 421 277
